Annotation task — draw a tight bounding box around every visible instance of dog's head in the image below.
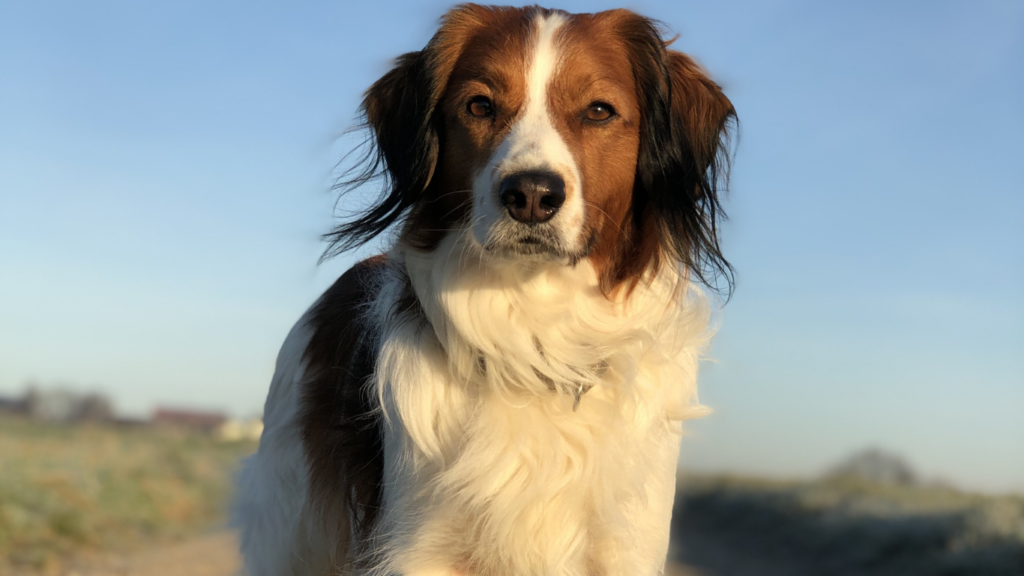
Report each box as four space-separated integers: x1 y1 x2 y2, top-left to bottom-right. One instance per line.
328 4 735 295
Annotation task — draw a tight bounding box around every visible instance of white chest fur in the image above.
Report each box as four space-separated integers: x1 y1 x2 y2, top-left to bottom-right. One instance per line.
365 233 713 576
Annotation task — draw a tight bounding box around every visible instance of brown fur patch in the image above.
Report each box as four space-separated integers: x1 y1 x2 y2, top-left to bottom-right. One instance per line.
402 6 547 252
554 10 733 295
548 11 650 294
433 8 534 208
300 256 388 567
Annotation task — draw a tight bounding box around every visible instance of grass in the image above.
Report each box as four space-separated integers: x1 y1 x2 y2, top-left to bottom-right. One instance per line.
3 418 1022 575
0 418 255 573
673 474 1024 575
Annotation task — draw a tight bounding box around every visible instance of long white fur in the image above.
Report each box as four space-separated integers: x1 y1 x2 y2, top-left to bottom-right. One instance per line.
237 12 715 576
366 231 711 576
237 233 712 576
235 317 337 576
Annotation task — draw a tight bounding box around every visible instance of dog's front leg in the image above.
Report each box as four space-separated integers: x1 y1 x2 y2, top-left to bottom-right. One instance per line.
596 430 682 576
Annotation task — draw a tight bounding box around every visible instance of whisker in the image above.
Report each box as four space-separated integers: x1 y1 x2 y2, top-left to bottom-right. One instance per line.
437 202 473 223
449 216 484 272
583 201 626 236
431 189 473 201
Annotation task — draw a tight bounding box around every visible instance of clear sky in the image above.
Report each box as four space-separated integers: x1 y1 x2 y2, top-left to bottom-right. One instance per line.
1 1 1021 493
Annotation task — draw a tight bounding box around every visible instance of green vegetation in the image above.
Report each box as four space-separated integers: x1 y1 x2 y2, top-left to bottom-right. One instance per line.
3 418 1021 575
0 418 255 573
674 474 1024 575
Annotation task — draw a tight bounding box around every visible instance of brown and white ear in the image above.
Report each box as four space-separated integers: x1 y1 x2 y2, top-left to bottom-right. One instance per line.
320 50 439 256
322 5 489 257
665 50 735 187
364 51 440 199
633 38 737 296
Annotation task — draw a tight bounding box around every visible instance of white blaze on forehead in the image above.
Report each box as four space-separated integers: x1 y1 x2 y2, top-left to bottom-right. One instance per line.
508 12 580 191
471 12 587 256
528 13 564 120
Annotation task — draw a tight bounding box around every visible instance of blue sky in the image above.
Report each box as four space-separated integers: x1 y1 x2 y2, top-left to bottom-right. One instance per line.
1 1 1021 493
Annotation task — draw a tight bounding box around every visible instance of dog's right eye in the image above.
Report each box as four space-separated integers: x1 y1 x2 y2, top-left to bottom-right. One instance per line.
467 96 494 118
584 102 616 123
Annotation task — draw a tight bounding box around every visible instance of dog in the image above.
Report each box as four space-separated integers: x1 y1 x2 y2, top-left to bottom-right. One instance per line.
235 4 735 575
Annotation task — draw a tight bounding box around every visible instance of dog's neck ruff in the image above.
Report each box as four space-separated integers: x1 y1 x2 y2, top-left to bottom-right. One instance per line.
363 231 714 574
372 229 713 447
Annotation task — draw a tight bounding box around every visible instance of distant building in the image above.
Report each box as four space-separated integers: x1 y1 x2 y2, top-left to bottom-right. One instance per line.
110 416 152 429
3 387 241 434
72 393 115 421
215 417 264 442
0 394 28 416
22 388 114 422
152 407 228 433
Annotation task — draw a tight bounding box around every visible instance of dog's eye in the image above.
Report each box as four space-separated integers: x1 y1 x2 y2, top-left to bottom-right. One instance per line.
467 96 494 118
585 102 615 122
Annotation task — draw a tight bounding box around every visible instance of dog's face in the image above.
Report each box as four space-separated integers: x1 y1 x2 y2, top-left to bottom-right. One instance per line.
334 5 735 294
437 10 642 265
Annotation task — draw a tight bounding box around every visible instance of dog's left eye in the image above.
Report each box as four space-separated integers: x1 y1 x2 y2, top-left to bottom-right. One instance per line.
467 96 494 118
585 102 616 122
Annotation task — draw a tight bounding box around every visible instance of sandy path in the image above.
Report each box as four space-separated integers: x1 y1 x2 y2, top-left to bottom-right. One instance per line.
67 532 241 576
62 532 702 576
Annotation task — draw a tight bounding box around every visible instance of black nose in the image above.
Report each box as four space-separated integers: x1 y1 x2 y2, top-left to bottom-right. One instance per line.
498 172 566 224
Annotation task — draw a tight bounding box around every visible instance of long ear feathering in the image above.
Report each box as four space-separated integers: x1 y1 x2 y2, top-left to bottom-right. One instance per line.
321 4 497 261
622 15 738 298
665 48 737 297
320 48 438 261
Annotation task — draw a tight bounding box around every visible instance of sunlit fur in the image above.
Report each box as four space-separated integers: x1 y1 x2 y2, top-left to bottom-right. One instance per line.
236 4 735 576
470 13 586 261
235 319 336 576
367 232 711 575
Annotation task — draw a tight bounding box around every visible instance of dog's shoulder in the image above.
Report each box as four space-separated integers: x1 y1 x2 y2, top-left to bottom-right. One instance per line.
300 255 389 549
304 253 388 368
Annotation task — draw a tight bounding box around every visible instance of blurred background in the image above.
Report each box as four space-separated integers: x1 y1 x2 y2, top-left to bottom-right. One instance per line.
1 1 1021 574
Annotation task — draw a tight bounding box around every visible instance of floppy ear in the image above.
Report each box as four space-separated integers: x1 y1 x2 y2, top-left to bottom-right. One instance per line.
363 51 441 209
322 5 495 258
321 50 440 256
663 49 736 293
665 50 735 199
630 23 737 295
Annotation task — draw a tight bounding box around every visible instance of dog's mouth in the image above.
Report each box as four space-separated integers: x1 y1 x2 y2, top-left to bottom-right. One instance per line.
480 224 595 266
482 224 564 259
487 239 563 259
